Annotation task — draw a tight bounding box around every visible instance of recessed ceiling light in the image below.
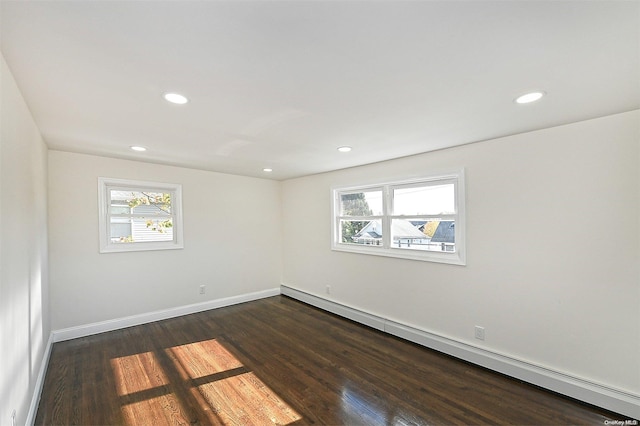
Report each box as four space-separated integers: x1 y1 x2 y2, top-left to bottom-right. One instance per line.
130 146 147 152
515 91 545 104
337 146 352 153
163 92 189 105
263 168 273 172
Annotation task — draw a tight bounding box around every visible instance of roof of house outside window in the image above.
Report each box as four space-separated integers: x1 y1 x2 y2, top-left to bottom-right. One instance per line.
431 221 455 243
354 219 427 241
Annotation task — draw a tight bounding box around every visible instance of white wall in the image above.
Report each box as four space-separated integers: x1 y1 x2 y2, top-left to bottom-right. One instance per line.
0 53 49 426
48 151 282 330
282 110 640 396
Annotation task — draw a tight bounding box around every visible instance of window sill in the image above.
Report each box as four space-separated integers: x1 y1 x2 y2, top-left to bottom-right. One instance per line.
99 241 184 254
331 243 466 265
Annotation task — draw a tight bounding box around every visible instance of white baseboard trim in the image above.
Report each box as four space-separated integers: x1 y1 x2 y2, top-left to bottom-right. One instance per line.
26 332 54 426
281 285 640 420
52 287 280 343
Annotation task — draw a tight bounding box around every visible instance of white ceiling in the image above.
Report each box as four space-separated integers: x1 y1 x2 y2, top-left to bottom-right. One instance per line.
1 1 638 180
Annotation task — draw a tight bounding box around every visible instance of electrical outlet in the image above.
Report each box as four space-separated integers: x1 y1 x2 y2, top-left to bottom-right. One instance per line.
475 326 485 341
199 285 206 295
326 285 331 294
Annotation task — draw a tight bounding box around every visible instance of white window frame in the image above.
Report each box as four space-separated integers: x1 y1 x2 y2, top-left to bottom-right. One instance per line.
98 177 184 253
331 170 466 265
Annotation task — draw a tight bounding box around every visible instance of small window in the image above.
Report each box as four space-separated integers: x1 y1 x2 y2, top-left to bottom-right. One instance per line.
98 177 184 253
332 171 465 264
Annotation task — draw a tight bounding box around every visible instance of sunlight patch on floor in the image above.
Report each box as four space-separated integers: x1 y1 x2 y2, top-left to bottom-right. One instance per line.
169 338 243 380
195 371 302 425
120 394 185 426
111 339 301 425
111 351 169 396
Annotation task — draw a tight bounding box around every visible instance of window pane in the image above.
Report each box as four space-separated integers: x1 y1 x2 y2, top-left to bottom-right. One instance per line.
340 190 382 216
110 217 173 243
131 204 172 217
393 184 454 215
110 190 172 215
391 218 455 252
110 218 132 242
110 204 131 215
340 219 382 245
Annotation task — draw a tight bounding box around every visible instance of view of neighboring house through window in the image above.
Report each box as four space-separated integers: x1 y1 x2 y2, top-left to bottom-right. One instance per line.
109 190 173 243
339 188 383 244
332 171 465 265
98 178 183 253
390 182 456 252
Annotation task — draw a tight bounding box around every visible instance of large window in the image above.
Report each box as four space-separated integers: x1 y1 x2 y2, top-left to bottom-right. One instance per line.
332 171 465 264
98 177 184 253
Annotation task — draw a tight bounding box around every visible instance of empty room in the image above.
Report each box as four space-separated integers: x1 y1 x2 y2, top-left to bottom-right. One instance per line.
1 1 638 425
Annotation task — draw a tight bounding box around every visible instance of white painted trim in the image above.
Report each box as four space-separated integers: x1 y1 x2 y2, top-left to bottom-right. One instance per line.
97 177 184 253
281 285 640 420
26 332 54 426
330 169 466 265
52 288 280 343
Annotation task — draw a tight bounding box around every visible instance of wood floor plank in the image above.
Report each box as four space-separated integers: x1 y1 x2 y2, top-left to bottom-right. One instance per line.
36 296 627 425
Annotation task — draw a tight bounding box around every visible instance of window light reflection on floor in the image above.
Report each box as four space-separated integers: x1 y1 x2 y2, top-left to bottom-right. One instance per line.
111 351 170 396
110 338 301 425
169 339 243 380
341 386 388 425
341 386 422 426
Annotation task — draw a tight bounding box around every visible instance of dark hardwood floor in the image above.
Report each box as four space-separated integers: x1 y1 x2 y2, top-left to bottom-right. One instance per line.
36 295 624 425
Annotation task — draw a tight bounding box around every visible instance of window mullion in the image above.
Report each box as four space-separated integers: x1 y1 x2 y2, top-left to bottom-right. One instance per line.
337 215 380 221
382 185 391 249
389 214 457 220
